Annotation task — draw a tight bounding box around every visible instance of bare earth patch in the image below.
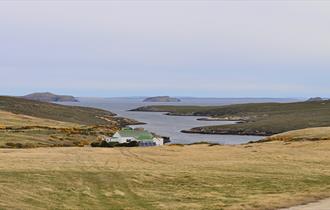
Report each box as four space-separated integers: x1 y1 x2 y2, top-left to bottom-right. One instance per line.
281 198 330 210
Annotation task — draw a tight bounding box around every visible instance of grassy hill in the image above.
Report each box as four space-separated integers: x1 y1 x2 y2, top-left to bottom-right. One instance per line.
0 110 78 128
0 96 140 148
0 96 139 126
0 110 117 148
132 100 330 135
0 142 330 209
261 127 330 142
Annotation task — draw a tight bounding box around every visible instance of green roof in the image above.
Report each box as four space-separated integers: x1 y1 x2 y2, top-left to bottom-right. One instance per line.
118 130 154 141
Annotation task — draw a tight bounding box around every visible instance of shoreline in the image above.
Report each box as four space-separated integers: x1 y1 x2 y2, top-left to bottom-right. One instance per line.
181 128 271 137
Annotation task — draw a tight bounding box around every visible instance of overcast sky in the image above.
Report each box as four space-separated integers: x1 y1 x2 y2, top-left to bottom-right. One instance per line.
1 1 330 97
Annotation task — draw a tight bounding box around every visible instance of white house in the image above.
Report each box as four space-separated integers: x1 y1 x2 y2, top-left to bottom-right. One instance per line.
105 127 164 146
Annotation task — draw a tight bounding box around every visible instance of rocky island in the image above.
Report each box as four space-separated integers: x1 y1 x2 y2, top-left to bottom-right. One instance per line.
22 92 79 102
143 96 181 102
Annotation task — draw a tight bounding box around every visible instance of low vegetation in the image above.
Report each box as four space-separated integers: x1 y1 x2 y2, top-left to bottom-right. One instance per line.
132 100 330 135
91 140 139 147
0 141 330 209
0 125 117 148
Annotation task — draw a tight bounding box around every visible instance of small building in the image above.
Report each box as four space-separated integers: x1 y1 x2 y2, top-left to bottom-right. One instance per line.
105 127 164 146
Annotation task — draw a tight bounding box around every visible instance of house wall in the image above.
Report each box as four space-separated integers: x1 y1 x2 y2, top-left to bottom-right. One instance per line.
118 137 137 144
153 137 164 146
113 133 121 138
108 137 137 144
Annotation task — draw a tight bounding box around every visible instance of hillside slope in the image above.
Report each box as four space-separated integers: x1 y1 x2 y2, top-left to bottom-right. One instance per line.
0 110 78 128
261 127 330 142
0 96 139 126
0 96 141 148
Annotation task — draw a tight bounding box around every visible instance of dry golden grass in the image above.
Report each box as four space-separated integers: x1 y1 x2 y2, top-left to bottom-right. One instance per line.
0 141 330 209
0 110 78 128
0 111 116 148
263 127 330 142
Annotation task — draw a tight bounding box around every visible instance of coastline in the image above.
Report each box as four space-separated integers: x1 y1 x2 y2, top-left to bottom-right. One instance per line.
181 128 271 136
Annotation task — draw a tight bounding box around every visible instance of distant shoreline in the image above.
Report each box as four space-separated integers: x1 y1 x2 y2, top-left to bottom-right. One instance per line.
181 128 269 137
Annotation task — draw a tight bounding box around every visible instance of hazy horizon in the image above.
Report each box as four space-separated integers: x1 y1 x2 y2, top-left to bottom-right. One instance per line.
1 1 330 98
3 92 306 100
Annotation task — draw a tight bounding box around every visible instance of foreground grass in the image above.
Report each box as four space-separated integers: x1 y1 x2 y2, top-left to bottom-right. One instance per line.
0 142 330 209
132 101 330 135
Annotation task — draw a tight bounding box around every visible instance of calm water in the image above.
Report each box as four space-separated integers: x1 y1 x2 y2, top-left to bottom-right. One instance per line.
62 97 297 144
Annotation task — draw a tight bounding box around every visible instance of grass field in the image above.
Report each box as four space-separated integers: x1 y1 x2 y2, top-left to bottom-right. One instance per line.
0 141 330 209
132 101 330 135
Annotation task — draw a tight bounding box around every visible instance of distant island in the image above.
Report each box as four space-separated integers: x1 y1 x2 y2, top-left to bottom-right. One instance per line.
22 92 79 102
306 97 324 102
143 96 181 102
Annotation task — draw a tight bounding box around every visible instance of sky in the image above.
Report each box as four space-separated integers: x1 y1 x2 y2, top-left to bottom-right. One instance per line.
0 0 330 98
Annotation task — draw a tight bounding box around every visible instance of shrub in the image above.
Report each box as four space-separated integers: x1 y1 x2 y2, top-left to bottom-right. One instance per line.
91 142 101 147
91 141 116 147
90 140 139 148
117 141 139 147
5 142 24 148
5 142 16 148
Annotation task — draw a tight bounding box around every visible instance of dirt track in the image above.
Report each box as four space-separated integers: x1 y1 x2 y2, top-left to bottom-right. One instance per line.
282 198 330 210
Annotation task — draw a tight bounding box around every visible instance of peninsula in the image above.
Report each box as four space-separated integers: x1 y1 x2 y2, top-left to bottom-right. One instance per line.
132 100 330 136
